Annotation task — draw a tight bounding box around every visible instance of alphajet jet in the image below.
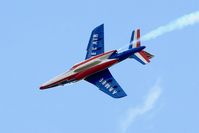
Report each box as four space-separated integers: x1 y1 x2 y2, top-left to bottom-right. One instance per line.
40 24 153 98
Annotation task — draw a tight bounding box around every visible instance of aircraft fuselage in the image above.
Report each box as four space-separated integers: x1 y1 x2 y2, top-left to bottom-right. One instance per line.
40 46 145 90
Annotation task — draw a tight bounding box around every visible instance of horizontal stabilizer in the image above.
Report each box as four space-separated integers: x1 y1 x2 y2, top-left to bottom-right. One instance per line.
133 50 154 65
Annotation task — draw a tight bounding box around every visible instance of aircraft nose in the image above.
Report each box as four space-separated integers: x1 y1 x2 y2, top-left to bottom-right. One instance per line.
40 85 47 90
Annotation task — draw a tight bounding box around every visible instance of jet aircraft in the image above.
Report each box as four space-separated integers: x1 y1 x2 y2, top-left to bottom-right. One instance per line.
40 24 153 98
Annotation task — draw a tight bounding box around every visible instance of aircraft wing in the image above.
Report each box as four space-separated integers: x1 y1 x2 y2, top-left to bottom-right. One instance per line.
85 24 104 59
85 69 127 98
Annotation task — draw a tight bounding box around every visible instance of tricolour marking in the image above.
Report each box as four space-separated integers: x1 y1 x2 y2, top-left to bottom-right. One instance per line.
132 29 141 48
139 51 150 62
135 52 149 64
75 59 118 80
72 50 116 69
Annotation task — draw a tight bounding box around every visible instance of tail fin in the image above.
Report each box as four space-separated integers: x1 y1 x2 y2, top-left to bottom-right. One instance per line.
129 29 141 49
129 29 154 65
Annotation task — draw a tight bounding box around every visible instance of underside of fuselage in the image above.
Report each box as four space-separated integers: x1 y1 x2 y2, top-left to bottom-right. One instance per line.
40 46 146 90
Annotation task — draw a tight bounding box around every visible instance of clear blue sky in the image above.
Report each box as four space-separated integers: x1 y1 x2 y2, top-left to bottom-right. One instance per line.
0 0 199 133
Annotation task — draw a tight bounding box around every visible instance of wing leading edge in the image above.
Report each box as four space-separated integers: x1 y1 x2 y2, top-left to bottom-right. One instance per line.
85 24 104 59
85 69 127 98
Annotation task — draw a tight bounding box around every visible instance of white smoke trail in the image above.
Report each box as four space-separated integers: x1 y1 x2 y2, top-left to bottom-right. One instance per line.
120 79 162 133
118 11 199 51
141 11 199 41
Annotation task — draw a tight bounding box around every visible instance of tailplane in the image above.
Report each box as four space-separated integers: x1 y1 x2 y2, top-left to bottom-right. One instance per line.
129 29 154 65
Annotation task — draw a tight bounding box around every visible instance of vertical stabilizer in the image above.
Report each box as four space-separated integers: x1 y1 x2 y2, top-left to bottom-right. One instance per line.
129 29 154 65
129 29 141 49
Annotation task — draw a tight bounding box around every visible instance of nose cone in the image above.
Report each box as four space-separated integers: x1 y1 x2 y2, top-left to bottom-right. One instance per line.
39 80 55 90
39 74 63 90
39 80 53 90
40 85 47 90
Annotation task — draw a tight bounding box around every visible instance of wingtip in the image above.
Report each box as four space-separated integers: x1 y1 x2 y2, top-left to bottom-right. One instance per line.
92 24 104 32
97 24 104 28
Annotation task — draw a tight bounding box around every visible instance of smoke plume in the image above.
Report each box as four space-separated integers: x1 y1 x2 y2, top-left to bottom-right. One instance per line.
141 11 199 41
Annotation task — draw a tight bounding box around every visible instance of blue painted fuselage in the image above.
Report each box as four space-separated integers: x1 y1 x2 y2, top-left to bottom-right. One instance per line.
109 46 146 62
